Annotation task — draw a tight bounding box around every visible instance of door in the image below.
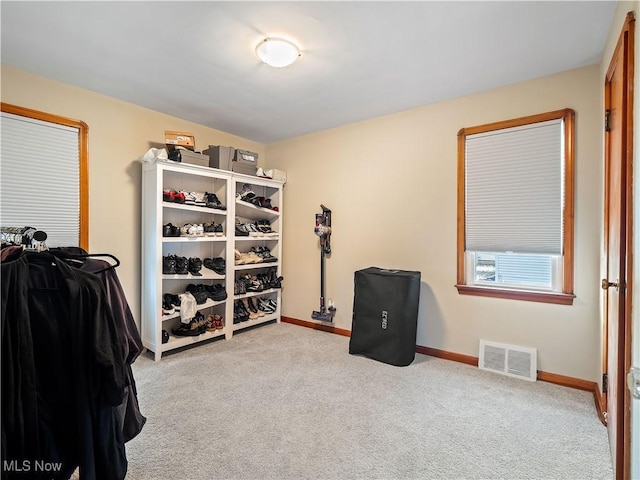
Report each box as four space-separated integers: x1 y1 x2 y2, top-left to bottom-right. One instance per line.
603 12 634 480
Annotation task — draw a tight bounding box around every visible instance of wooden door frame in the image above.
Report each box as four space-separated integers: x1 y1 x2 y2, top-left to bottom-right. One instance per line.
603 11 634 480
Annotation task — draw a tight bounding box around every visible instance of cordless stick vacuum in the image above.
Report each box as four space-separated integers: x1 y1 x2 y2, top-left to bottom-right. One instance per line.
312 205 336 322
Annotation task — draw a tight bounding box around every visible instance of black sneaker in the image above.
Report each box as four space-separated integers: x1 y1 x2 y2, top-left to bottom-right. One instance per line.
205 283 227 301
175 256 189 275
162 223 181 237
234 300 250 322
235 222 249 236
205 192 226 210
238 184 255 201
163 293 181 311
173 318 202 337
204 257 225 275
186 283 208 304
188 257 203 276
163 255 177 275
203 223 217 236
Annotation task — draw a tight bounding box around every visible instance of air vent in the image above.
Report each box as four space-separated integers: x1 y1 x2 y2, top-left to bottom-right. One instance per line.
479 339 537 381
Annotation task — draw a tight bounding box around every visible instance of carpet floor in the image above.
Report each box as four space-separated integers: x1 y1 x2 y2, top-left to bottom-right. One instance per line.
125 322 612 480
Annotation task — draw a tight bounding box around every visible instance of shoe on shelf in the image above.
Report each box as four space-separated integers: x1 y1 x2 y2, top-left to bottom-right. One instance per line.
242 298 258 320
174 256 189 275
163 255 177 275
179 190 196 205
234 277 247 295
245 274 264 292
203 222 216 236
164 293 181 311
235 219 249 237
162 190 176 202
186 285 208 304
205 315 216 332
246 251 263 264
238 184 256 201
204 223 224 237
251 246 277 263
172 191 186 204
258 297 276 314
205 192 226 210
162 223 181 237
248 223 263 236
180 223 193 236
203 257 225 275
248 297 265 317
180 223 204 236
188 257 203 277
162 298 175 315
193 191 207 207
234 300 250 322
204 283 227 301
173 318 202 337
234 249 245 265
256 168 273 179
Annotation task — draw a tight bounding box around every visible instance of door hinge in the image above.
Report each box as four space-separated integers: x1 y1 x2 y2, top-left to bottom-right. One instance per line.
605 109 611 132
603 373 608 394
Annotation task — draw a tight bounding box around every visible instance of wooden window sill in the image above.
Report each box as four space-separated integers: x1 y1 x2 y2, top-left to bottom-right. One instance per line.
455 285 575 305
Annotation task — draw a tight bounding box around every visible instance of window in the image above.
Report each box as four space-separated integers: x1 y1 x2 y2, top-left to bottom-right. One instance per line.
456 109 575 305
1 103 88 249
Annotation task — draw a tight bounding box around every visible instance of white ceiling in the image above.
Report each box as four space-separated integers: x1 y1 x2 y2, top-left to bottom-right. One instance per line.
1 1 616 144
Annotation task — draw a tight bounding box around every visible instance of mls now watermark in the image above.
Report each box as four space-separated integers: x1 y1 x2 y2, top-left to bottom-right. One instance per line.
3 459 63 473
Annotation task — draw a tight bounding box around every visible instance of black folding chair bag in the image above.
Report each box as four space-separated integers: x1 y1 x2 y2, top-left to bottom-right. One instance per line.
349 267 421 366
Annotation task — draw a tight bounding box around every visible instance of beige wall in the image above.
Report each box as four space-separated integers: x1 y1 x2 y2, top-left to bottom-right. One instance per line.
266 65 602 381
1 61 604 381
1 65 264 322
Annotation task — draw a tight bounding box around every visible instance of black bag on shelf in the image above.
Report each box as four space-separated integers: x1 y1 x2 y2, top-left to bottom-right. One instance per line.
349 267 421 366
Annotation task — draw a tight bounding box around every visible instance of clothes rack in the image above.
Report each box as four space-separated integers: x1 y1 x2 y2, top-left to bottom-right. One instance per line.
1 245 145 480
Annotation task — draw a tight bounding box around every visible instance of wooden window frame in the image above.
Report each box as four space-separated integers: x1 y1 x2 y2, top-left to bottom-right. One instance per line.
1 102 89 250
456 109 575 305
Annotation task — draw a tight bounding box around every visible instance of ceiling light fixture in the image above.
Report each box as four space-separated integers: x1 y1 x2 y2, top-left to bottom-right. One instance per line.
255 37 301 68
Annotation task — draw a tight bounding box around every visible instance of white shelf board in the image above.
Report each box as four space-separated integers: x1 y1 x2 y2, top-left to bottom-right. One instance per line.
235 199 280 220
159 297 227 321
162 236 227 243
232 314 278 332
160 329 226 352
234 261 279 271
162 201 228 215
234 235 279 241
234 288 281 300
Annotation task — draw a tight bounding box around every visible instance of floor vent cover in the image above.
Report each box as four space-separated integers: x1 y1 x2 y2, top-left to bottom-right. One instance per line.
479 339 537 381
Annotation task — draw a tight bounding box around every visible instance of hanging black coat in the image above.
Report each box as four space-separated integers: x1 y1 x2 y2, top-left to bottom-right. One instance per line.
1 253 129 480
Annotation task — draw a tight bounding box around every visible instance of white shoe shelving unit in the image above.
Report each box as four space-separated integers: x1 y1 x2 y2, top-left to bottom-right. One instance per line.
141 160 284 361
232 174 283 333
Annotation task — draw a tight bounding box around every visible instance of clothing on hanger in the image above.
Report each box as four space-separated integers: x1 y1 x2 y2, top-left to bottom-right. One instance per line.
1 250 141 480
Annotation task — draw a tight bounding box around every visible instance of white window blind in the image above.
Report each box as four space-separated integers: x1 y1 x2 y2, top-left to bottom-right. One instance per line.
465 119 563 255
1 112 80 247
